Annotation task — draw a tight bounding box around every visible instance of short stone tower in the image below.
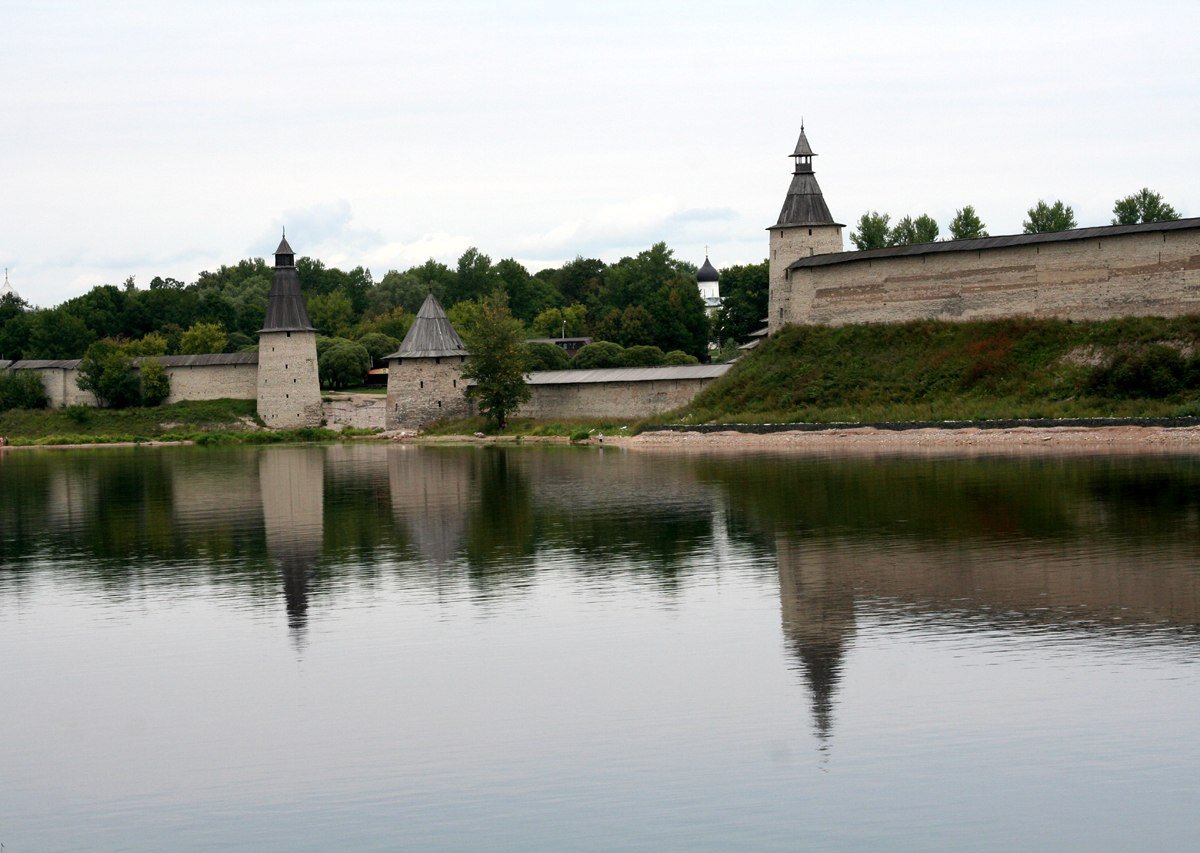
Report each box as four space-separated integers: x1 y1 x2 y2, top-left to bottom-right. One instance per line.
384 293 470 430
767 126 844 331
257 233 323 428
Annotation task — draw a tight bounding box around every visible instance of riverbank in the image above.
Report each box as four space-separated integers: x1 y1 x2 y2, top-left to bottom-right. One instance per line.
619 423 1200 456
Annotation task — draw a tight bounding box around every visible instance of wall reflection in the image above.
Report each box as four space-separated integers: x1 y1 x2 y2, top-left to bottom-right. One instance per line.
2 444 1199 748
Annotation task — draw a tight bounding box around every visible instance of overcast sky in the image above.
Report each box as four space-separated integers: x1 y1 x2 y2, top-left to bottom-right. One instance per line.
3 0 1198 307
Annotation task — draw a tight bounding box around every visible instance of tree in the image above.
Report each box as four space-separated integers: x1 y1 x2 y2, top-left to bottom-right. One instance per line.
889 214 939 246
178 322 228 355
851 212 891 250
125 332 169 356
573 341 625 369
530 304 588 338
449 247 500 306
355 332 401 367
524 341 571 371
714 261 769 345
139 358 171 405
1023 199 1077 233
318 339 371 389
459 292 531 430
663 350 699 365
307 291 355 337
1112 188 1179 225
77 340 141 407
27 309 95 358
618 345 667 367
949 205 989 240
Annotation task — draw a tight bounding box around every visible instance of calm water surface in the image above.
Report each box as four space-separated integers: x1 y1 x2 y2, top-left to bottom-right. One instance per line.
1 444 1199 850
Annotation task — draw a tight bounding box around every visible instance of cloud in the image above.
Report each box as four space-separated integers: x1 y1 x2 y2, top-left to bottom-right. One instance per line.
511 197 744 262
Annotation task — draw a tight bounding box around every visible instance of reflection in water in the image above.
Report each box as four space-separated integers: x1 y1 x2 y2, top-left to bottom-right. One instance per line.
2 446 1200 848
259 447 325 641
777 535 855 746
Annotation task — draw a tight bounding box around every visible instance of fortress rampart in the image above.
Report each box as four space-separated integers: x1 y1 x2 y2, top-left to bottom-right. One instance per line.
775 219 1200 329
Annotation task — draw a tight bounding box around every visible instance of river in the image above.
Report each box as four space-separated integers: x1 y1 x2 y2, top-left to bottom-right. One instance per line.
1 444 1198 850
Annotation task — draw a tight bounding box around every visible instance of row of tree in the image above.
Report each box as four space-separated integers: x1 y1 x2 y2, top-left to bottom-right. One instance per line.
850 188 1181 250
0 242 724 364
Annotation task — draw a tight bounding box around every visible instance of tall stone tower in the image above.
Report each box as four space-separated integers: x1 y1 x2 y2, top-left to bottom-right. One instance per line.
767 126 843 332
257 233 323 428
384 293 470 431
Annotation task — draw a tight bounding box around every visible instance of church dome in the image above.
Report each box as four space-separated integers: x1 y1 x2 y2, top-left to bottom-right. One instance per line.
697 257 719 282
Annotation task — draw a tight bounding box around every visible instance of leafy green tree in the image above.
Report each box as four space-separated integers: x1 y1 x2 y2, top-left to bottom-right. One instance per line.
616 304 656 347
714 261 769 345
1112 188 1180 225
530 304 588 338
573 341 625 369
1023 199 1077 233
619 345 667 367
449 247 500 306
460 292 531 430
77 340 141 407
0 370 48 411
524 341 571 371
125 332 169 356
553 257 606 306
355 307 413 342
307 291 355 337
318 339 371 389
851 211 891 250
178 322 228 355
355 332 401 367
447 299 485 339
139 358 171 405
495 258 558 322
889 214 939 245
949 205 989 240
0 293 32 359
27 309 95 358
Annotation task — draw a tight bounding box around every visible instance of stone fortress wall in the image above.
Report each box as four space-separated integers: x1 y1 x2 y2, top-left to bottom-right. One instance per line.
775 222 1200 329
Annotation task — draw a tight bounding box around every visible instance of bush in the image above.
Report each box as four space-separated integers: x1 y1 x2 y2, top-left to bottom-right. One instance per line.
574 341 625 369
355 332 401 367
77 340 141 408
525 341 570 371
140 358 171 406
318 339 371 389
0 370 49 412
663 349 700 365
64 404 91 425
1089 345 1189 398
618 345 667 367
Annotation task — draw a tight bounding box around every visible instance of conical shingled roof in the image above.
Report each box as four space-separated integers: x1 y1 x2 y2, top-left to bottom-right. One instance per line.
261 238 315 333
387 293 469 359
697 257 719 282
774 128 841 228
792 128 815 158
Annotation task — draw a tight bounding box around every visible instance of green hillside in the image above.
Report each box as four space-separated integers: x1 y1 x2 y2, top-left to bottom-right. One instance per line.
674 316 1200 425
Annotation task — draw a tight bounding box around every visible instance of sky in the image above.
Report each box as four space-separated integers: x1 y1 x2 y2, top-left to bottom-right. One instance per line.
2 0 1198 307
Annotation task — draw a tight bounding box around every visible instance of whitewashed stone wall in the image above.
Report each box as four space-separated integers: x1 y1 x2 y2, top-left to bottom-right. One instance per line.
164 363 257 404
778 228 1200 329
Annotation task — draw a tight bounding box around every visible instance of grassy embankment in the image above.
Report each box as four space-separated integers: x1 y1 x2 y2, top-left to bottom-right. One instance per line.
0 399 360 446
655 315 1200 426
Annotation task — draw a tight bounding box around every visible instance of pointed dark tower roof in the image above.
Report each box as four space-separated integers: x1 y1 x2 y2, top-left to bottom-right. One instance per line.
386 293 469 359
697 257 719 283
774 125 841 228
261 232 315 332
